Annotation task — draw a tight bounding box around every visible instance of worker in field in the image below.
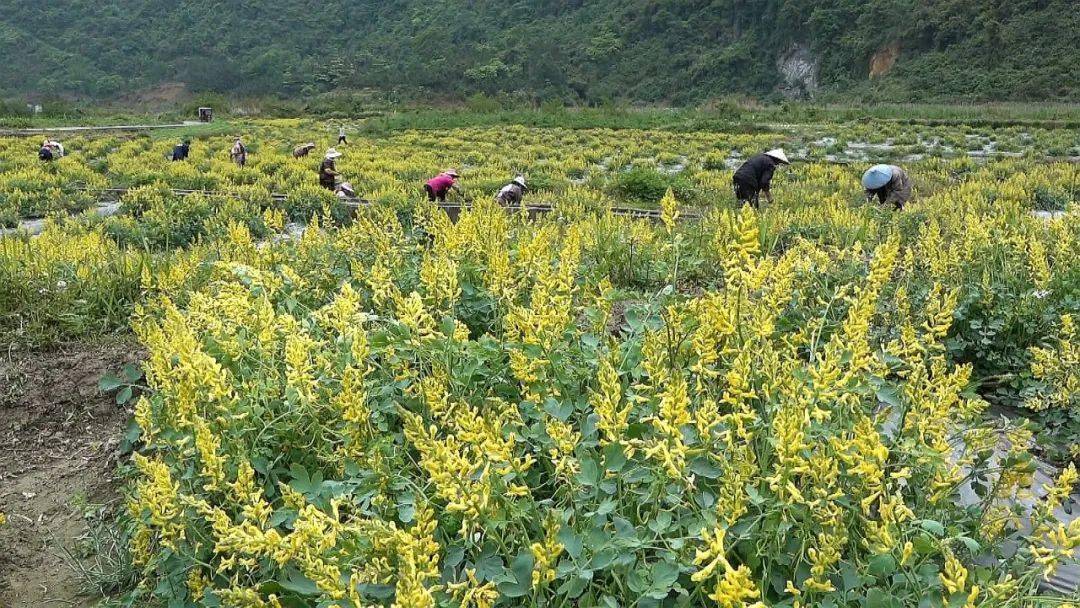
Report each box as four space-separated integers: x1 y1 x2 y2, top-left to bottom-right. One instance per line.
424 169 462 202
338 125 348 145
495 174 528 206
732 148 790 208
38 139 57 162
230 137 247 168
335 182 356 199
293 142 316 158
45 138 65 158
320 148 342 191
171 139 191 162
862 164 912 210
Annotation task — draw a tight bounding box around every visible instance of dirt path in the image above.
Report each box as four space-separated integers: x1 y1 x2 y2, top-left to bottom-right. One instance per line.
0 342 140 608
0 123 195 136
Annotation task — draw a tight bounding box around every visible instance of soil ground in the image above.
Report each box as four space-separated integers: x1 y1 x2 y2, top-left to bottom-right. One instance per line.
0 341 139 608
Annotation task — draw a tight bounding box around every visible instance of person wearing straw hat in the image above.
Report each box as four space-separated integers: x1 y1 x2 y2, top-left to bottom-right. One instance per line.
293 143 316 159
230 137 247 168
424 169 462 202
495 174 528 206
320 148 342 190
335 182 357 199
862 164 912 210
732 148 790 208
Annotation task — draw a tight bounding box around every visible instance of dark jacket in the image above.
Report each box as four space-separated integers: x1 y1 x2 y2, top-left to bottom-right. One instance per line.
38 147 54 161
732 154 780 192
171 143 190 161
319 158 337 188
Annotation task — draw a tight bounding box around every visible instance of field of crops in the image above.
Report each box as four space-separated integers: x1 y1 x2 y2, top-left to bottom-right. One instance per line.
0 118 1078 607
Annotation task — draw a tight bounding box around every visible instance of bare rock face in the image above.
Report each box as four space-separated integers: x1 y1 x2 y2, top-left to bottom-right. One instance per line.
777 44 819 99
870 42 901 78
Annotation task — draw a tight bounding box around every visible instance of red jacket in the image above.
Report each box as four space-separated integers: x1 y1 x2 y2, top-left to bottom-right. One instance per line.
426 173 457 195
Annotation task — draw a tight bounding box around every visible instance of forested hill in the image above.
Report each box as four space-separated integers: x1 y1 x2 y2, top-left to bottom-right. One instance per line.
1 0 1077 103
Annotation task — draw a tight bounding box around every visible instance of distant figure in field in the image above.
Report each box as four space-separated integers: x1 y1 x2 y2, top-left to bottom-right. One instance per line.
293 142 316 158
171 140 191 162
863 164 912 210
230 138 247 168
424 169 461 202
495 174 528 206
45 139 64 157
338 125 347 145
335 182 356 199
320 148 342 191
39 138 63 161
732 148 790 208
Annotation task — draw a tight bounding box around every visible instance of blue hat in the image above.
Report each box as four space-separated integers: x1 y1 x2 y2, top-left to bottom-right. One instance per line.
862 165 893 190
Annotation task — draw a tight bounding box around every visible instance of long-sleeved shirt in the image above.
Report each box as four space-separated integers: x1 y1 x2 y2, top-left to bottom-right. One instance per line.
426 173 458 196
869 166 913 208
732 154 780 192
495 182 525 206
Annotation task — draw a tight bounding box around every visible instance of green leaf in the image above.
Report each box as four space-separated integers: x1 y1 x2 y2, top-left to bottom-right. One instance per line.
472 554 504 582
445 546 464 568
122 363 144 382
919 520 945 537
688 457 722 479
603 443 627 472
558 527 584 560
868 554 897 578
98 373 124 392
875 384 903 408
578 455 600 486
957 536 981 554
278 567 321 596
865 587 899 608
497 551 536 598
116 385 133 405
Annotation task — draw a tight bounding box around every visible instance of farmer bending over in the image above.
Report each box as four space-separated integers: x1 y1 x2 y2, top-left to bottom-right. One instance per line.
320 148 342 191
38 140 56 162
732 148 789 208
171 140 191 162
425 169 462 202
862 164 912 210
495 174 528 206
293 143 316 158
335 182 357 199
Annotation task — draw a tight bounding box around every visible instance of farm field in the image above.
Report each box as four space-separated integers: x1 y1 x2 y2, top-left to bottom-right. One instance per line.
0 117 1078 607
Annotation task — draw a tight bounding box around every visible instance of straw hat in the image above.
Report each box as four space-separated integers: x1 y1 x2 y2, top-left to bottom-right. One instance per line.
325 148 343 159
511 175 527 189
862 165 894 190
444 169 460 178
764 149 790 164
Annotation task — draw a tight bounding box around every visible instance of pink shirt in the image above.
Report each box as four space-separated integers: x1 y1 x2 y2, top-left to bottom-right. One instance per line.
426 173 457 194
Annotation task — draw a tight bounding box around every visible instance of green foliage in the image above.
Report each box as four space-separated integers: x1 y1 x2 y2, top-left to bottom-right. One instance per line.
0 0 1076 102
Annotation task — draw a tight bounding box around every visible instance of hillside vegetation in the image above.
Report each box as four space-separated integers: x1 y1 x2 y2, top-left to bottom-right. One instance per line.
1 1 1078 107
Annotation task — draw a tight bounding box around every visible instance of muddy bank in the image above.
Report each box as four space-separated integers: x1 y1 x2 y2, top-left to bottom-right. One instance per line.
0 341 140 608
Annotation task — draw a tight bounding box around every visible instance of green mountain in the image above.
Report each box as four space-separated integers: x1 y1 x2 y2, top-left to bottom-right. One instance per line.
1 0 1077 103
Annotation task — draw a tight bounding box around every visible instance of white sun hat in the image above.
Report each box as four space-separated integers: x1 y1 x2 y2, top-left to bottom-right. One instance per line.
445 168 460 178
325 148 343 159
764 149 790 164
512 174 527 189
337 182 356 197
862 165 894 190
